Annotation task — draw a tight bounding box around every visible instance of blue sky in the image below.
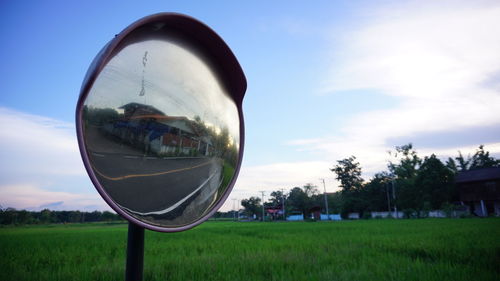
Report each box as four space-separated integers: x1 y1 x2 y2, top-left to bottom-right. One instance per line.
1 0 499 211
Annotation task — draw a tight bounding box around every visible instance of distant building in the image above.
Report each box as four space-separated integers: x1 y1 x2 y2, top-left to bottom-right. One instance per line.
265 207 283 220
286 214 304 221
347 212 360 219
309 206 322 220
456 167 500 217
320 214 342 221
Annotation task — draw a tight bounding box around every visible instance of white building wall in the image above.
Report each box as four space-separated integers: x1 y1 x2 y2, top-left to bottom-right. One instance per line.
370 211 403 218
348 213 360 219
286 215 303 221
320 214 342 221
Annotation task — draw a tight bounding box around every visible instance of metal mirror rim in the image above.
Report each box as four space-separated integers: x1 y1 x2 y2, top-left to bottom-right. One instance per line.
75 12 246 232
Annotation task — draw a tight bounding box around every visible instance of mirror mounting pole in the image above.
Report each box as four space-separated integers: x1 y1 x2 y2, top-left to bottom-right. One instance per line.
125 222 145 281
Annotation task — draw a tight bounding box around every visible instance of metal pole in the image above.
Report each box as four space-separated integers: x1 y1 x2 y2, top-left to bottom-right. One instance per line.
232 198 237 221
126 222 145 281
232 198 239 221
281 188 285 221
237 199 240 221
259 191 265 222
386 182 391 213
320 179 329 220
392 179 397 219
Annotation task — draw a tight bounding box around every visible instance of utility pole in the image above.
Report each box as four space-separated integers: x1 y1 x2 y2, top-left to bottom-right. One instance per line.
259 191 265 222
232 198 238 221
281 188 286 221
386 182 391 213
319 178 329 220
392 178 398 219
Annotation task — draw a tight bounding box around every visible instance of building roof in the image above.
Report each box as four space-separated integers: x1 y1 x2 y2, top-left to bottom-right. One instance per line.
119 102 165 116
455 167 500 183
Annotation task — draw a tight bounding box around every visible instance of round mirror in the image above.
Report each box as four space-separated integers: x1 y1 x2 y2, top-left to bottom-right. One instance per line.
76 13 246 232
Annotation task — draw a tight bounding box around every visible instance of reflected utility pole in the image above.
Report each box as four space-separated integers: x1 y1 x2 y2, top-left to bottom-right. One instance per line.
319 178 329 220
259 191 265 222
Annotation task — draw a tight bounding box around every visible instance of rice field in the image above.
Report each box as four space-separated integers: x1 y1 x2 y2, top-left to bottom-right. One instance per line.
0 218 499 281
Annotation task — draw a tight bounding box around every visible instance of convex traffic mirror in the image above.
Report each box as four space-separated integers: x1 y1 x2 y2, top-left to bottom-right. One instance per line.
76 13 246 232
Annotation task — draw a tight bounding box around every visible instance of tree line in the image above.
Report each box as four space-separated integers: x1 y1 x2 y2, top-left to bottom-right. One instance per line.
239 144 499 220
0 208 123 225
2 144 497 225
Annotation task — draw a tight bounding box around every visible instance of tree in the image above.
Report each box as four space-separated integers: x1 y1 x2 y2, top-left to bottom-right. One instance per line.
213 127 230 158
388 143 421 179
17 210 33 225
469 145 499 170
455 151 470 171
445 157 458 174
330 157 367 218
269 190 285 208
69 211 82 223
286 186 311 219
331 156 363 192
0 208 18 225
241 196 261 219
452 145 499 172
86 211 103 222
326 192 343 214
101 211 117 221
387 144 421 210
415 154 456 210
363 172 392 212
40 209 53 224
303 183 319 197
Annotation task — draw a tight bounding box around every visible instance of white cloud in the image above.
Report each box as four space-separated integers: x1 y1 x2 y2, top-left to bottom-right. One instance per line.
0 107 107 210
236 161 335 190
0 183 108 211
288 1 500 176
0 107 85 177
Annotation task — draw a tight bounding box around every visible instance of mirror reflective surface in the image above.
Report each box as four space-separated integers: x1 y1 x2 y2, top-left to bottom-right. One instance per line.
82 31 240 228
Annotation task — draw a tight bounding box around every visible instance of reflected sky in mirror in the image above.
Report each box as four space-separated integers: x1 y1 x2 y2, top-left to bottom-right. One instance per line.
82 36 240 228
86 39 239 143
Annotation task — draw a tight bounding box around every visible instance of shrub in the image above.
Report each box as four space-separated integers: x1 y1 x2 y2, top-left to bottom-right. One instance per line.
441 202 455 218
419 201 432 218
403 209 417 219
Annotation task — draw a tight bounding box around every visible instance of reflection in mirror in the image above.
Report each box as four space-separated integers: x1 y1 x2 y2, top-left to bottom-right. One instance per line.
82 32 240 228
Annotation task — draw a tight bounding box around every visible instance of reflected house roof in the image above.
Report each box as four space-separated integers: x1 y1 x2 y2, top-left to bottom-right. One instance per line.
128 115 198 136
118 102 204 138
119 102 165 118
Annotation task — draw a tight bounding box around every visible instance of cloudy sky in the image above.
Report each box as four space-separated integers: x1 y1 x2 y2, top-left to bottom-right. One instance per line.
1 0 499 212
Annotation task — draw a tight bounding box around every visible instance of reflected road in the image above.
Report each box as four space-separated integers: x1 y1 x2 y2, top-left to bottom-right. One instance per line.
88 153 222 214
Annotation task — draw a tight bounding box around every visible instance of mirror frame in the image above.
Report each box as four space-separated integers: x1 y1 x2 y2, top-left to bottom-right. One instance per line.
75 13 246 232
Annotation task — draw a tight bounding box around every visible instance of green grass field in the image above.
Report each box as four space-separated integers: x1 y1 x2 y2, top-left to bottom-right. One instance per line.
1 219 499 281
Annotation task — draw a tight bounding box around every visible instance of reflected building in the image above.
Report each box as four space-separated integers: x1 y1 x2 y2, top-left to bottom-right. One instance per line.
98 102 214 158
